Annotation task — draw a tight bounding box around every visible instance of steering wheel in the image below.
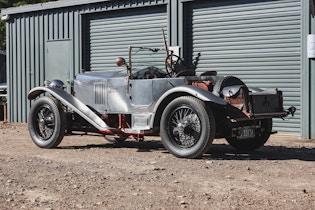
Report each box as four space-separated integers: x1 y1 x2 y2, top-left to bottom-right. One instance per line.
165 54 187 77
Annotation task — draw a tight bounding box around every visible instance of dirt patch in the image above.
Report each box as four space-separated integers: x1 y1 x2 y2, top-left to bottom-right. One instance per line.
0 123 314 209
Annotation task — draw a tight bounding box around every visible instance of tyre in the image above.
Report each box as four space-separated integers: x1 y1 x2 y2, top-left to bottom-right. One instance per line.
28 96 66 148
212 76 245 97
160 96 215 158
226 119 272 151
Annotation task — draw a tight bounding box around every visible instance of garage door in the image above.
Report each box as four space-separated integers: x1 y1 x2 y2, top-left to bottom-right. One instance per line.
184 0 301 134
84 6 167 71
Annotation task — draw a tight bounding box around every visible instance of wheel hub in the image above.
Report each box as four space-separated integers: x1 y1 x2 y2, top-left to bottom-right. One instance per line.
173 121 189 135
171 114 200 148
38 116 46 136
36 106 55 140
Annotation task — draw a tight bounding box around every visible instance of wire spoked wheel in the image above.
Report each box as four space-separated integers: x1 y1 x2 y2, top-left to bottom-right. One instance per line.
160 96 215 158
28 96 65 148
36 104 55 139
169 106 201 148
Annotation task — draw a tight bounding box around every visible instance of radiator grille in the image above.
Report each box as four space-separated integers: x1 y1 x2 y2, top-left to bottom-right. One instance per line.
94 82 106 104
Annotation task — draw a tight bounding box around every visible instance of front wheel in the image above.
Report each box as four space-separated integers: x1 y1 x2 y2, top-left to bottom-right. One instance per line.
28 96 66 148
226 119 272 151
160 96 215 158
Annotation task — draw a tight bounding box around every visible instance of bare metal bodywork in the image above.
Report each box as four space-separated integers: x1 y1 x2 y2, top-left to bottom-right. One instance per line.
29 70 228 134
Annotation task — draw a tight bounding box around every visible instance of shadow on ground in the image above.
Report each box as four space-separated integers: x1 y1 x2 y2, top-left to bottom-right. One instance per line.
208 143 315 161
60 139 165 154
59 138 315 161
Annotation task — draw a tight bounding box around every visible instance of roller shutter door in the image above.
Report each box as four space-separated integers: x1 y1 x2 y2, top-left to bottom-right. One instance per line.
185 0 301 134
85 6 167 71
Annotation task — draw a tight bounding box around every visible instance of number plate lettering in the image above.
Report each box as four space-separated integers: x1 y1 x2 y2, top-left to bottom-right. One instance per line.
237 127 255 140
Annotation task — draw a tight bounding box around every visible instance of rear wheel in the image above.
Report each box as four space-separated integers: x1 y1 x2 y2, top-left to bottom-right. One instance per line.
226 119 272 151
28 96 66 148
160 96 215 158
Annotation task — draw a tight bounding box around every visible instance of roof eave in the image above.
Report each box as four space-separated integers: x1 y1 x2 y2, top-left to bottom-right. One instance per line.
1 0 108 16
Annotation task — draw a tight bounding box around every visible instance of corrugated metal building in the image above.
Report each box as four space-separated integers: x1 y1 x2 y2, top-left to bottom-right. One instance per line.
1 0 315 139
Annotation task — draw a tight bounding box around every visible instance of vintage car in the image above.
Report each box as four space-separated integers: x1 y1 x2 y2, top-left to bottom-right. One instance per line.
27 45 295 158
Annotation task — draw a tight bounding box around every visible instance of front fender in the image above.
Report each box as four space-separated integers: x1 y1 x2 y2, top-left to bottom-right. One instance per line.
28 86 110 131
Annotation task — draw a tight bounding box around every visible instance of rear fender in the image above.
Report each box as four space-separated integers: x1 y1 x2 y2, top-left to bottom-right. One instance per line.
28 86 110 131
159 85 227 105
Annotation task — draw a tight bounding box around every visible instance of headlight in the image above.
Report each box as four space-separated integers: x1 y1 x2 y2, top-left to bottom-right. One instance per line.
44 80 65 89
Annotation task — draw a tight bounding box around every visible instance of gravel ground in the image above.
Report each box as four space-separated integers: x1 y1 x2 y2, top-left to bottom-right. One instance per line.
0 123 314 210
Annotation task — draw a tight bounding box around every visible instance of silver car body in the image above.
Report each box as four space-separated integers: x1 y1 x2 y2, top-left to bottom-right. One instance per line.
29 70 227 134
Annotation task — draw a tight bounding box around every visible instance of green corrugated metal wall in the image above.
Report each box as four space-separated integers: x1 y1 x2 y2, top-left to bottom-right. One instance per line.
6 8 83 122
86 6 167 71
183 0 301 134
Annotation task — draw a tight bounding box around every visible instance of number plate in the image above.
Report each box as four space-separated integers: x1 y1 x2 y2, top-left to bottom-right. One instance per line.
237 127 256 140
